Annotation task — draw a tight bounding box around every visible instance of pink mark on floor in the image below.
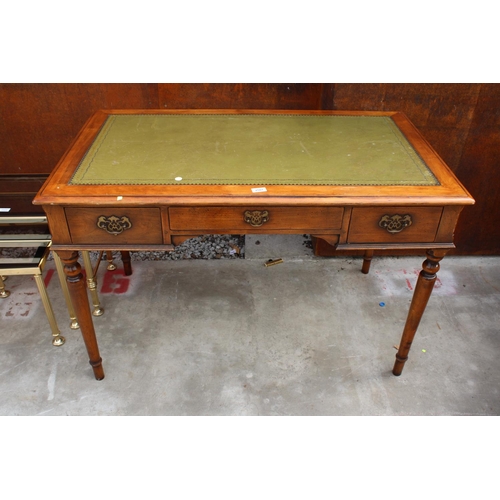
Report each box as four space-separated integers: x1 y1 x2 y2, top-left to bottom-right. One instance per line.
100 269 131 294
373 267 455 297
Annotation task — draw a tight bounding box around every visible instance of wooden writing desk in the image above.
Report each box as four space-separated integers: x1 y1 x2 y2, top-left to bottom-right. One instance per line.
33 110 474 380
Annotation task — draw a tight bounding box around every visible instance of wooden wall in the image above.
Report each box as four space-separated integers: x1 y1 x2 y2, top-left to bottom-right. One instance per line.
1 83 498 254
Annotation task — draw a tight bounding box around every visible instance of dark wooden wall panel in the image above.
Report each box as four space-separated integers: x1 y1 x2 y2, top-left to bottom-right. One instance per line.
0 83 498 254
0 83 159 176
158 83 327 109
452 84 500 254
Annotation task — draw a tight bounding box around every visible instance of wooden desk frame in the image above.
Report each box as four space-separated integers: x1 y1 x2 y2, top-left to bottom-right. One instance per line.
33 109 474 380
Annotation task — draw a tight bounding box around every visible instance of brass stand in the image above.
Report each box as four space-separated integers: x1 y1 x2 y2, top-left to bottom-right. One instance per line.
0 235 65 346
1 216 110 347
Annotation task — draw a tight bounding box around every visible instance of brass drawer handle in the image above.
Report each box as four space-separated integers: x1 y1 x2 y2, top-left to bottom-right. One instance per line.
379 214 412 234
244 210 269 227
97 215 132 235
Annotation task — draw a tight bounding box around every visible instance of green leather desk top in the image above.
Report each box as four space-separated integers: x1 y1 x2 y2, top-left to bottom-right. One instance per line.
70 114 439 186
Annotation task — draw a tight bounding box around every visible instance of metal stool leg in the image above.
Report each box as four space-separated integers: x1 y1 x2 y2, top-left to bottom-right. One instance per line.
33 273 65 346
106 251 117 271
0 275 10 298
82 251 104 317
53 251 80 329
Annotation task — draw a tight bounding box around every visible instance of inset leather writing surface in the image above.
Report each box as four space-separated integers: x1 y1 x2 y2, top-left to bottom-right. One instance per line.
70 114 439 187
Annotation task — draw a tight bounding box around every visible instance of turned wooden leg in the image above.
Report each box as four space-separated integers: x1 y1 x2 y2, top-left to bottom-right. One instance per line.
361 250 374 274
393 249 447 376
120 251 133 276
58 250 105 380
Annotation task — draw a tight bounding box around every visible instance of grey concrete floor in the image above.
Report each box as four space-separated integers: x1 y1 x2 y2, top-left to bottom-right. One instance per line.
1 235 499 415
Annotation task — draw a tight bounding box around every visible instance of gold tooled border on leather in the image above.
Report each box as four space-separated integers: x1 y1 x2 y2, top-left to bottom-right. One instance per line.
69 114 440 187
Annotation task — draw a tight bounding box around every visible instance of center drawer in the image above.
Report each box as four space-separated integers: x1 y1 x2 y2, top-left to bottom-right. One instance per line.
169 206 344 232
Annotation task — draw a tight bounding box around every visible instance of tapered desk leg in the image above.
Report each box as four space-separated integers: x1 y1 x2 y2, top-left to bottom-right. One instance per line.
120 251 133 276
361 250 374 274
58 250 105 380
393 249 447 376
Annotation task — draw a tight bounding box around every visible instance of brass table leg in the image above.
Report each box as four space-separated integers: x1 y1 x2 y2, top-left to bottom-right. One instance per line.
33 274 66 346
82 251 104 317
58 250 104 380
53 251 80 330
0 275 10 298
393 249 447 376
106 251 117 271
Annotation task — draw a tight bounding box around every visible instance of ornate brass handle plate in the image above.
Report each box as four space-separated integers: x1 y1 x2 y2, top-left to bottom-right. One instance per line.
244 210 270 227
379 214 412 234
97 215 132 235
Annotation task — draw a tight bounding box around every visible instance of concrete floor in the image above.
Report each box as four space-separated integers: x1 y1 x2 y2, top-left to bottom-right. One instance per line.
1 235 499 415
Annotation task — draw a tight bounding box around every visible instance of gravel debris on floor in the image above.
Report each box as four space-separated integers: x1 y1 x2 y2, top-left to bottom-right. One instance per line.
130 234 245 261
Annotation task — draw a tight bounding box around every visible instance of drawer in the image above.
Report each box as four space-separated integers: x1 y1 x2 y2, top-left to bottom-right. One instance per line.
169 207 344 232
348 206 443 243
65 207 162 244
